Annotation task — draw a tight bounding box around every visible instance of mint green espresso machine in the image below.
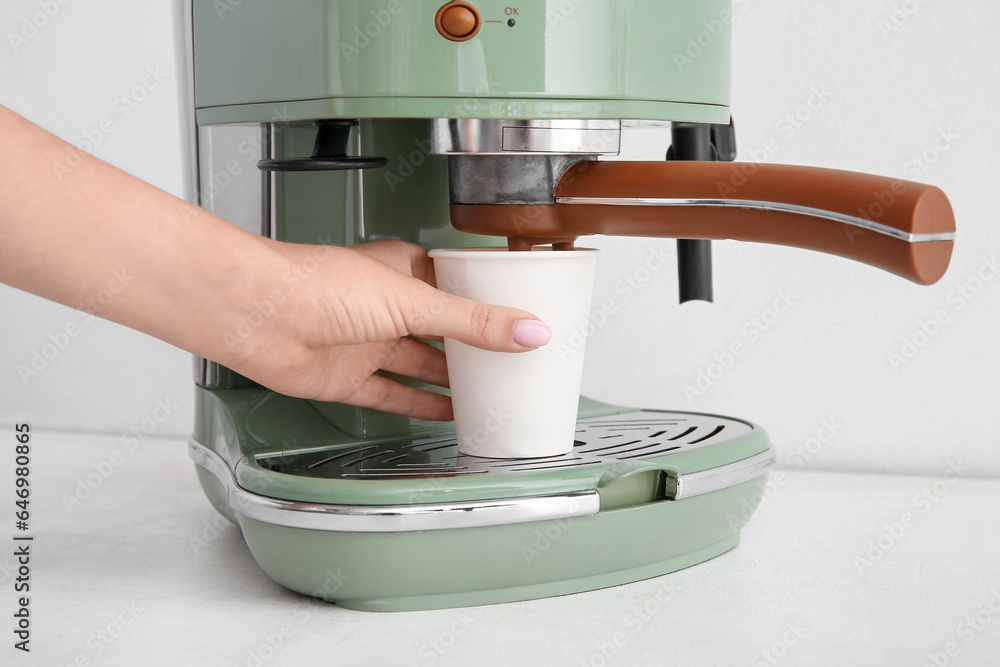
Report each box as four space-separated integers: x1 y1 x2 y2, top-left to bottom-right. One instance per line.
186 0 954 611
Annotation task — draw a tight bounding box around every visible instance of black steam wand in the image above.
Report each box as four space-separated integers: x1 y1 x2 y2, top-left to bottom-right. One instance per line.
667 118 737 303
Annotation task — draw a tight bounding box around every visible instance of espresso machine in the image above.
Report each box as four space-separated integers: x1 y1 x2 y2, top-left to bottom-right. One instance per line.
186 0 955 611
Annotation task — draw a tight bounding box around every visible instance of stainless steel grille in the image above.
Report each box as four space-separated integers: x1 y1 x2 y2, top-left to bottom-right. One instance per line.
256 411 751 480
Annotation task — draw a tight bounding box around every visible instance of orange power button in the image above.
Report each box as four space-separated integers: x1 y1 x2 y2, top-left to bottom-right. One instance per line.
436 2 481 41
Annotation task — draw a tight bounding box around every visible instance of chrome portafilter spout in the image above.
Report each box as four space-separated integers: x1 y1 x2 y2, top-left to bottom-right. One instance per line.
446 153 592 207
445 154 594 251
431 118 620 251
432 118 956 286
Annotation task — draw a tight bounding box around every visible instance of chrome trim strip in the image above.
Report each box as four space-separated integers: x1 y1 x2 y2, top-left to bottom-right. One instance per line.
555 196 955 243
185 0 205 387
432 118 621 156
673 448 776 500
181 0 198 203
188 439 600 532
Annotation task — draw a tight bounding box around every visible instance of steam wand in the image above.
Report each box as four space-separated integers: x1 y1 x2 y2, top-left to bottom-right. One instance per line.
668 119 738 304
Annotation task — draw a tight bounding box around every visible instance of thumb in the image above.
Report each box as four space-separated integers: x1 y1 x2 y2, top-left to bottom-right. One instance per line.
406 283 552 353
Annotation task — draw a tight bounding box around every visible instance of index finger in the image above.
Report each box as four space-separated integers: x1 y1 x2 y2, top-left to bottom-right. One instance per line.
349 240 436 285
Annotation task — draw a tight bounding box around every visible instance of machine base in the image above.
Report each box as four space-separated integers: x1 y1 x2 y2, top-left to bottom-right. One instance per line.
191 389 771 611
195 463 763 612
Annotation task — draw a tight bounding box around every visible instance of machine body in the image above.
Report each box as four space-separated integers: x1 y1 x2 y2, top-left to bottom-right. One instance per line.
187 0 953 610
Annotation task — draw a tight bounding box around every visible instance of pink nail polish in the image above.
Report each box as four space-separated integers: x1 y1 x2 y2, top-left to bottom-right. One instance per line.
512 319 552 347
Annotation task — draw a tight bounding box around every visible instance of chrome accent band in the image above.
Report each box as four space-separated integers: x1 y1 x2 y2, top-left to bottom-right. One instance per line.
181 0 198 204
432 118 621 156
673 448 776 500
188 439 600 532
555 196 956 243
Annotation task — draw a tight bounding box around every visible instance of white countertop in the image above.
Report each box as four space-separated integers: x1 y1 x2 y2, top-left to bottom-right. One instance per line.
15 431 1000 666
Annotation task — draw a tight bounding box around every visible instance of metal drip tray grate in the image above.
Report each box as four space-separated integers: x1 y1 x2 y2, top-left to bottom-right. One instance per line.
256 412 752 480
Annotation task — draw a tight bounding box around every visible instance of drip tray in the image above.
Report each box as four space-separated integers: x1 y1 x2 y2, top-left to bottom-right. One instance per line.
256 412 752 479
191 407 772 532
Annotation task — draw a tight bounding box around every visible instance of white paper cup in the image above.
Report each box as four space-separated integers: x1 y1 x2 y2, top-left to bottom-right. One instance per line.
429 247 600 458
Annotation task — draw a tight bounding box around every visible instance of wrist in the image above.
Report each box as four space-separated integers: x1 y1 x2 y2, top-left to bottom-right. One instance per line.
194 235 306 376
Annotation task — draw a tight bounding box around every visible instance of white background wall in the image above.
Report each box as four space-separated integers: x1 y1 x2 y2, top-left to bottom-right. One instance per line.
1 0 997 477
0 2 193 441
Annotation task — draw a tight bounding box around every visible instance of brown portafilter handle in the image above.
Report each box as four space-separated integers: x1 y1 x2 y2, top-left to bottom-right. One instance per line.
451 161 955 285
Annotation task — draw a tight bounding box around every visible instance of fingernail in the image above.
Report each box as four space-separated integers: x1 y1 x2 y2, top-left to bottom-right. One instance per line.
512 319 552 348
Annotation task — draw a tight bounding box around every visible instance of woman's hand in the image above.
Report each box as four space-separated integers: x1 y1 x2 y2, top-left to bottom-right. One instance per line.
228 239 551 421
